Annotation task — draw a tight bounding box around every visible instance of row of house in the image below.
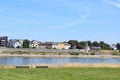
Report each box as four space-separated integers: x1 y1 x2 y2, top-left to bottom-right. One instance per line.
8 39 71 49
0 36 71 49
0 36 118 50
0 36 90 50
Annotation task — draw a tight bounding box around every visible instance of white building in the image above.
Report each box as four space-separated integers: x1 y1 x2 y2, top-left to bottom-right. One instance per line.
111 44 117 50
84 42 90 53
91 47 101 50
9 39 24 48
14 42 22 48
64 43 71 49
52 42 71 49
29 40 42 49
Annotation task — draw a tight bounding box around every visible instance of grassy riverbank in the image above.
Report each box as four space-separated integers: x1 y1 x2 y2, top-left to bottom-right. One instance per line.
0 68 120 80
1 50 120 55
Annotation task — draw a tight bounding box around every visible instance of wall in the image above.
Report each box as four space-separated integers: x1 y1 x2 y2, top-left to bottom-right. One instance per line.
0 48 86 53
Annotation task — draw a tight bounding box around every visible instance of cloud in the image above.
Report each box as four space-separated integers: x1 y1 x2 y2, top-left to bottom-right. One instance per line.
51 0 90 29
51 20 80 29
106 0 120 8
55 0 74 8
51 15 88 29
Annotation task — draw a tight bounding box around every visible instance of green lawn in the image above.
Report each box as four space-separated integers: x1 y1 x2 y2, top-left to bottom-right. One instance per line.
0 68 120 80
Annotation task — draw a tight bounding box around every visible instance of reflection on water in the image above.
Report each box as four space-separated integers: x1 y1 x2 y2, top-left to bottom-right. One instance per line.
0 57 120 66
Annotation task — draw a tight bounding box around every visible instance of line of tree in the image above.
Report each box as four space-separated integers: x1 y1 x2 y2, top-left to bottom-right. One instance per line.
116 43 120 50
68 40 112 50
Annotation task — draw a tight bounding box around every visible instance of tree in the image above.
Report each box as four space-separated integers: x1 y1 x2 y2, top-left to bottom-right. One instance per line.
23 39 30 48
87 41 92 47
68 40 79 49
77 43 83 49
116 43 120 50
92 41 99 47
99 41 111 50
77 41 86 49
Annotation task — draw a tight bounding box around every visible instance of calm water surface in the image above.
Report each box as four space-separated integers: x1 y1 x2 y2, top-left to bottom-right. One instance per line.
0 57 120 66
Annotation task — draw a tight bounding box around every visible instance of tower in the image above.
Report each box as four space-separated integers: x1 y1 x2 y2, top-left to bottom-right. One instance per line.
84 41 90 53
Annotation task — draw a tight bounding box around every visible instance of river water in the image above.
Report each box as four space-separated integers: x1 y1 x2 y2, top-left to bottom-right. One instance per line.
0 57 120 66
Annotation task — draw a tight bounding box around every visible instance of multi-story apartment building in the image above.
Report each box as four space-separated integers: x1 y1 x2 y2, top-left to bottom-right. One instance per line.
0 36 8 47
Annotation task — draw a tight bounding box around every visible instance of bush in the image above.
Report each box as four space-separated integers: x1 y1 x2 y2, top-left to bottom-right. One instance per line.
26 52 30 54
59 53 62 55
23 51 30 54
34 52 46 55
90 52 95 55
68 52 80 55
16 51 30 54
41 52 46 55
112 52 119 55
17 51 23 54
85 53 89 55
11 52 14 55
34 52 40 54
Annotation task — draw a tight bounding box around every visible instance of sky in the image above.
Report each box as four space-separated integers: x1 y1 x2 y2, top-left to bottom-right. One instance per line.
0 0 120 43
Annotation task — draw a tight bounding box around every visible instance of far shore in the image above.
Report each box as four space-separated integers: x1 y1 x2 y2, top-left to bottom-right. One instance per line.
0 48 120 58
0 53 120 58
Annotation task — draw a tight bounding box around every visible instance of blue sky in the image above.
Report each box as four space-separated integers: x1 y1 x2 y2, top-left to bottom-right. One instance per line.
0 0 120 43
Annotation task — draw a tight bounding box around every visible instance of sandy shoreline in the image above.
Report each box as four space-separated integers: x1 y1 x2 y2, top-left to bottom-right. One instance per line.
1 63 120 68
0 53 120 58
